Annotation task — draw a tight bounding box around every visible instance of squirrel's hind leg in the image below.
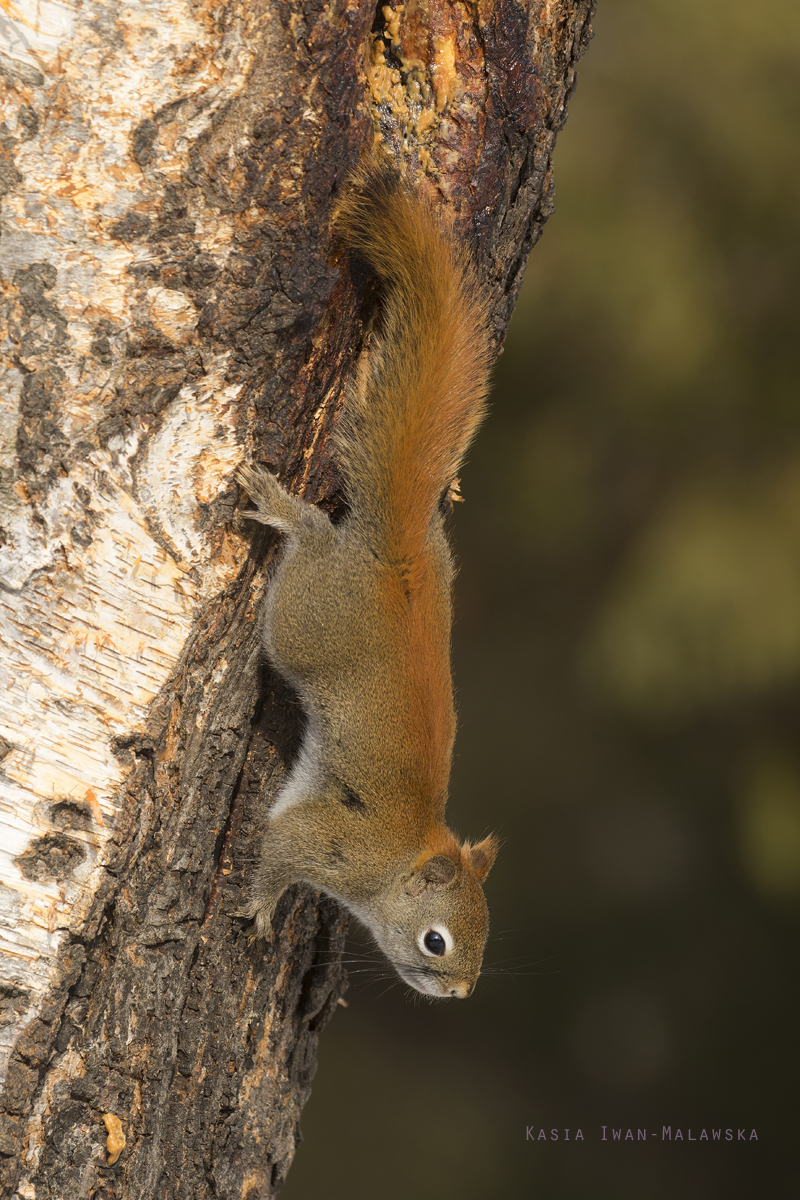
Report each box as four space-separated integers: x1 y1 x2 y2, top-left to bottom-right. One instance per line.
236 465 330 538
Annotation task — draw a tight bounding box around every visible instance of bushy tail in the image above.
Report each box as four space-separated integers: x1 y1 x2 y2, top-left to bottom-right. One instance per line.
333 157 491 587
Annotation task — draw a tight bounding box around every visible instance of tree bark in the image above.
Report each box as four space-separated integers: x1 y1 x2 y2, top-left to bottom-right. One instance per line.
0 0 593 1194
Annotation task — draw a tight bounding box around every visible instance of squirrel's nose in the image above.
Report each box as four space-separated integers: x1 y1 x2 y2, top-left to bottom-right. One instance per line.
449 979 475 999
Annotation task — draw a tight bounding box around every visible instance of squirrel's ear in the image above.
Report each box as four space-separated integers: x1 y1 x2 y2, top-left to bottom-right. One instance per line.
464 834 499 883
404 854 457 897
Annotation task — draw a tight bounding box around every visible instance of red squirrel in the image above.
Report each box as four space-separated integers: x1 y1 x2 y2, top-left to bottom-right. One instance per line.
237 153 499 999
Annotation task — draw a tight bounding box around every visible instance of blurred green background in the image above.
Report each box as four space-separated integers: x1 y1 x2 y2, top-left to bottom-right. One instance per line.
283 0 800 1195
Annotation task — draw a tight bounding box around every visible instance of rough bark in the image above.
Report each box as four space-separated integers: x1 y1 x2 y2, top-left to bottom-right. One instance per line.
0 0 594 1194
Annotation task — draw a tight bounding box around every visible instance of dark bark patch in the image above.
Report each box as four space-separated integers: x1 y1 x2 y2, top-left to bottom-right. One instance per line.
16 364 69 475
90 330 113 365
50 799 94 831
121 361 186 413
0 984 30 1026
16 833 86 882
69 1071 100 1103
149 183 195 240
40 1100 95 1191
17 305 68 361
0 147 22 198
0 735 13 762
0 49 44 87
15 261 55 289
95 334 197 445
15 1018 52 1067
18 104 39 139
157 251 220 296
0 1112 23 1157
70 520 94 549
489 0 543 133
132 118 158 168
11 263 71 482
3 1058 38 1113
109 211 152 242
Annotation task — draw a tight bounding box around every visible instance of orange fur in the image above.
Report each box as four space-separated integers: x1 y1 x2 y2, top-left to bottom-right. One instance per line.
333 159 492 594
404 564 455 806
334 158 491 825
374 553 454 812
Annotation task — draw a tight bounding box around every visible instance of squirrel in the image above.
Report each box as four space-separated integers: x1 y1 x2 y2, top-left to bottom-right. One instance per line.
236 153 499 999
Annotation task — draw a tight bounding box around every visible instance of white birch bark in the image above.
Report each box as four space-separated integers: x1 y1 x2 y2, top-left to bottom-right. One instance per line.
0 0 262 1088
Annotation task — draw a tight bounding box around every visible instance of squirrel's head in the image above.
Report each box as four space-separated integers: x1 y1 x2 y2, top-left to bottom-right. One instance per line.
374 831 499 998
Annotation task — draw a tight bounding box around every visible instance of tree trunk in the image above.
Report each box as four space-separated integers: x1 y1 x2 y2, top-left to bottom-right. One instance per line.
0 0 593 1194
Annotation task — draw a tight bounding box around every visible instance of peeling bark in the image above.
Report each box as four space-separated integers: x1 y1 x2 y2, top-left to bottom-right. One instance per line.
0 0 594 1194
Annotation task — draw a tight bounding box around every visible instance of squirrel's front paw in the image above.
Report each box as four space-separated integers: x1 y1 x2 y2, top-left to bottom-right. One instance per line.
236 465 284 521
247 875 292 938
236 464 318 537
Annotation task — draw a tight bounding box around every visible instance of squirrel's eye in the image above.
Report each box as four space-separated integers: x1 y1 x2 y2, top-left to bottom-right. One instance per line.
418 924 453 957
423 930 446 956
